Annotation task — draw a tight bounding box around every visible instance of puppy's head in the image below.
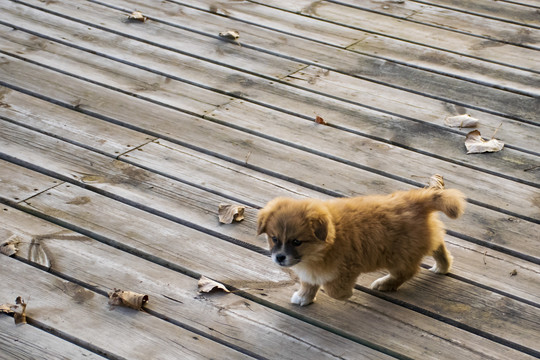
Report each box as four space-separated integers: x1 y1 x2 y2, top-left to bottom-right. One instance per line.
257 198 334 267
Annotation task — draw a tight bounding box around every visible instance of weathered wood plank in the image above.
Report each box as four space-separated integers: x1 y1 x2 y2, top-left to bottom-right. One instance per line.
2 12 538 181
1 103 538 260
283 65 539 147
205 101 540 220
0 86 155 156
332 0 540 49
245 0 540 71
5 172 536 359
1 87 538 259
0 317 105 360
0 205 391 360
124 0 540 96
120 139 540 304
176 0 540 96
2 121 538 307
1 23 537 183
0 256 254 359
4 0 305 79
65 0 540 125
122 139 327 202
417 0 540 26
0 160 60 203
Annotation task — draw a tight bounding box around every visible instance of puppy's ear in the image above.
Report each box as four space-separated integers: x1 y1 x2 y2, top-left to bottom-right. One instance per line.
310 214 329 242
257 207 269 235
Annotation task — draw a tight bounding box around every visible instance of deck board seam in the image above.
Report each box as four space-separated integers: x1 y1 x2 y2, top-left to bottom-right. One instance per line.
2 201 406 359
12 255 265 360
242 0 540 74
410 0 540 29
1 50 539 192
356 285 540 358
327 0 540 50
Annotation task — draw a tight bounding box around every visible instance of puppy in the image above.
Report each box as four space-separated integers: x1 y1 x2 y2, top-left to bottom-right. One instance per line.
257 188 466 306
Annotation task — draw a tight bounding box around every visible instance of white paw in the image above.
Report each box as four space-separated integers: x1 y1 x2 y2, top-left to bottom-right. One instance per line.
291 291 315 306
370 275 395 292
430 264 450 274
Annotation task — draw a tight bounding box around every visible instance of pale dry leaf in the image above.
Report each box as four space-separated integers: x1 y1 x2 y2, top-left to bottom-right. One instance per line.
28 239 51 270
0 303 18 314
465 130 504 154
218 30 239 40
315 115 328 125
108 289 149 310
428 174 445 190
218 204 245 224
198 276 230 293
0 235 20 256
127 11 147 22
444 114 478 128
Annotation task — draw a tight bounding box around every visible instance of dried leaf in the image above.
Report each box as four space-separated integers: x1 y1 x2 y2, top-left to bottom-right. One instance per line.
14 297 27 324
198 276 230 293
28 239 51 270
315 115 327 125
428 174 445 190
444 114 478 128
218 30 239 40
465 130 504 154
0 236 19 256
218 204 245 224
127 11 147 22
0 303 18 314
108 289 149 310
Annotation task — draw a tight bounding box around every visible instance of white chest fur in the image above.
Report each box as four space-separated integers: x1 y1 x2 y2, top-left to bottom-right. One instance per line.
292 263 337 285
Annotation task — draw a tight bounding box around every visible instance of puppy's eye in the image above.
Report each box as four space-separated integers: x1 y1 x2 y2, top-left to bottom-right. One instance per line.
271 236 278 244
291 239 302 247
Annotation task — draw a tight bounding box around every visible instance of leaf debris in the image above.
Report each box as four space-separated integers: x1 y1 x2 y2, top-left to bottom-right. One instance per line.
444 114 478 128
427 174 444 190
108 289 149 310
218 204 245 224
219 30 240 40
1 297 28 325
198 276 230 293
465 130 504 154
315 115 328 125
0 235 20 256
127 11 148 22
14 297 27 324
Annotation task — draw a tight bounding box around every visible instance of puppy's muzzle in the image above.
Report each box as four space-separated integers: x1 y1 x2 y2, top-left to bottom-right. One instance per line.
272 252 299 267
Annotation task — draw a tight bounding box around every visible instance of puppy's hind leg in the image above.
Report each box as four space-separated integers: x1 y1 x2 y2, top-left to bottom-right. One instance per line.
371 266 420 292
291 282 320 306
430 243 453 274
323 275 356 301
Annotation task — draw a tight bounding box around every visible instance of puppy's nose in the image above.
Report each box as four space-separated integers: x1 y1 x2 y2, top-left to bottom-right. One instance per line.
275 254 286 263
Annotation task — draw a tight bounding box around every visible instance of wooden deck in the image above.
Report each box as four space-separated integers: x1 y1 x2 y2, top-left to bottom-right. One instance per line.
0 0 539 358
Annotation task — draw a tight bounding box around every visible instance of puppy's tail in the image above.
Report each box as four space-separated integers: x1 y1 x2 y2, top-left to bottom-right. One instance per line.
418 188 466 219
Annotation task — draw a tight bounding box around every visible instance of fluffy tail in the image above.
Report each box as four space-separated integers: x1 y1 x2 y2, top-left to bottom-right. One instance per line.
415 188 466 219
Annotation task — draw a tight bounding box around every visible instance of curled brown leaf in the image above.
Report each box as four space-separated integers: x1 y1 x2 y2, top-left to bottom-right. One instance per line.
218 204 245 224
108 289 149 310
315 115 327 125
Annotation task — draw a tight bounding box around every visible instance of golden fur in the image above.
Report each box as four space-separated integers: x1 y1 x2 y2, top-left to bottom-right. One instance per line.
257 188 466 306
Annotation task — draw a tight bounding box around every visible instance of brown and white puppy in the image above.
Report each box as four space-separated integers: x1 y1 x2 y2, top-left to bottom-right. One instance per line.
257 188 466 306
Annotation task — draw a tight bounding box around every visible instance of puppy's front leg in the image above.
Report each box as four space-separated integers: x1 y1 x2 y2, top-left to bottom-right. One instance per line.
291 282 320 306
